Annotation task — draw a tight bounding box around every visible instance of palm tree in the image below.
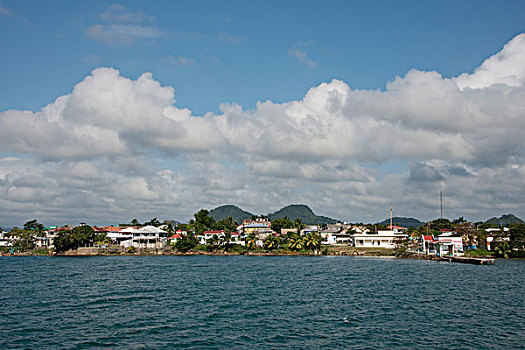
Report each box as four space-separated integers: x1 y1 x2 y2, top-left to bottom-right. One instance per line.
264 234 279 251
495 240 511 259
288 234 303 251
245 232 257 251
207 235 219 252
220 231 233 252
294 218 303 234
304 232 322 252
165 221 175 235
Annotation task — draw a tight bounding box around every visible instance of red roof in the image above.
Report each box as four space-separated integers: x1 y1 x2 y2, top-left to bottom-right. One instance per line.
94 226 122 232
169 234 182 239
204 230 224 235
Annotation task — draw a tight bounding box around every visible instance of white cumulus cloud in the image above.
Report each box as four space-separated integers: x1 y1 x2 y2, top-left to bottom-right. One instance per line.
1 34 525 226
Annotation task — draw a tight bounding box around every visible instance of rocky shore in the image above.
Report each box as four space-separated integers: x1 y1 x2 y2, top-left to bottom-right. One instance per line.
2 245 398 257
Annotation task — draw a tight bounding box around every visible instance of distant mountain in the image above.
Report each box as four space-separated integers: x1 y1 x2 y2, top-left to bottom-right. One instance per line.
209 205 254 224
267 204 338 225
377 217 424 228
484 214 524 226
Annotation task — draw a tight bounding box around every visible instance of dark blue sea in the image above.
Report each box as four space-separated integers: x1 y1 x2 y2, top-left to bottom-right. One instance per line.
0 256 523 349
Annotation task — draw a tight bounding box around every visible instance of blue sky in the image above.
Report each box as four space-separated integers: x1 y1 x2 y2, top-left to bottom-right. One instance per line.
1 1 525 227
2 0 524 114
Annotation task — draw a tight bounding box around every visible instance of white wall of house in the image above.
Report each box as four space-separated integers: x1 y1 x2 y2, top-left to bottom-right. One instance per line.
352 231 407 248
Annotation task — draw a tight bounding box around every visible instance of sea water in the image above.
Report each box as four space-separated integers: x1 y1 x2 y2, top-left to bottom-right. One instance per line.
0 256 523 349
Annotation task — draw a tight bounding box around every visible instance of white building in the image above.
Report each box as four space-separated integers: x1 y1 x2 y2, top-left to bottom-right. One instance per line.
0 230 12 247
132 226 167 249
352 226 408 248
116 226 167 249
319 227 351 245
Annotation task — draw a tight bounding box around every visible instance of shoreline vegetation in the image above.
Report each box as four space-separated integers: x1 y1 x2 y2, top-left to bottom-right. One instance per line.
1 208 524 259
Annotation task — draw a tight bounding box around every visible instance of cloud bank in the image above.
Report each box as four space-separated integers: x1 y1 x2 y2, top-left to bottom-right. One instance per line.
1 34 525 226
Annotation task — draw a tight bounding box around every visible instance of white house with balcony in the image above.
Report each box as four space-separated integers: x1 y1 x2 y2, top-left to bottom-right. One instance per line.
131 226 167 249
352 226 408 248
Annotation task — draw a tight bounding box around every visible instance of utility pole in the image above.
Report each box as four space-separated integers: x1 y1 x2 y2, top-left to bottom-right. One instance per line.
390 202 393 229
440 190 443 219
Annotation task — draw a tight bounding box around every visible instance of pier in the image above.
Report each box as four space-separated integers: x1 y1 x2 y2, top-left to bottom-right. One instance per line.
439 256 495 265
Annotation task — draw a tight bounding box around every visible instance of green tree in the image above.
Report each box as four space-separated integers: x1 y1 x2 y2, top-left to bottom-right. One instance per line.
206 234 220 252
219 231 233 252
193 209 216 234
164 221 175 235
509 223 525 256
245 232 257 251
421 218 453 235
94 232 108 245
455 222 483 249
304 232 322 252
144 217 161 226
494 239 512 259
14 230 36 251
54 230 74 252
174 232 198 252
71 225 95 248
214 216 237 232
452 217 467 225
288 234 303 251
271 217 294 234
54 225 95 252
264 234 279 250
294 218 304 234
23 219 44 232
130 218 141 226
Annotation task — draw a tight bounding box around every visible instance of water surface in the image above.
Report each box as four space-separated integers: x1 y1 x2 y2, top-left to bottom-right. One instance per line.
1 256 523 349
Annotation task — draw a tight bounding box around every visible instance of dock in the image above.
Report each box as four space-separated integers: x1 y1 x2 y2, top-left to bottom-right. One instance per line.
439 256 495 265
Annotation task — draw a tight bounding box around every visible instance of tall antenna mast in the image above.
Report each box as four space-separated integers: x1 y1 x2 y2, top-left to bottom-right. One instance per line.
440 190 443 219
390 202 393 229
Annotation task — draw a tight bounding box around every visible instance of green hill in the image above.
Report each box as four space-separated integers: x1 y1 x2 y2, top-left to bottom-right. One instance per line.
377 217 424 228
484 214 524 226
267 204 338 225
209 205 254 224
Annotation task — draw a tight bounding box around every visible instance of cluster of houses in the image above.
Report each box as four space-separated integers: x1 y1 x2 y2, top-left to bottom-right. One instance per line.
0 219 511 256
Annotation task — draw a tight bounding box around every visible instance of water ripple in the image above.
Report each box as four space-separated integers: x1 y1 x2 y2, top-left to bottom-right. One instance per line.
0 256 523 349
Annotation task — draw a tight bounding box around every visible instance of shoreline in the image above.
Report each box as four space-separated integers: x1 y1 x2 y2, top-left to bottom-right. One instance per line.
2 246 399 257
2 247 506 260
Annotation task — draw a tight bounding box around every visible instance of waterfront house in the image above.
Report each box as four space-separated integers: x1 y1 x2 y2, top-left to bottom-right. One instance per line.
435 232 463 253
319 227 351 245
203 230 225 243
131 225 167 249
421 235 435 254
421 234 461 256
95 226 132 246
352 226 408 248
168 233 182 244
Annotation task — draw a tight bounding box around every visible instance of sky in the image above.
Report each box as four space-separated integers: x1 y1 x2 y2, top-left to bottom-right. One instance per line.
1 0 525 228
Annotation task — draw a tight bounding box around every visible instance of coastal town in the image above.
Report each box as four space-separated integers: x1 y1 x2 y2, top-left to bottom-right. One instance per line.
1 207 524 260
